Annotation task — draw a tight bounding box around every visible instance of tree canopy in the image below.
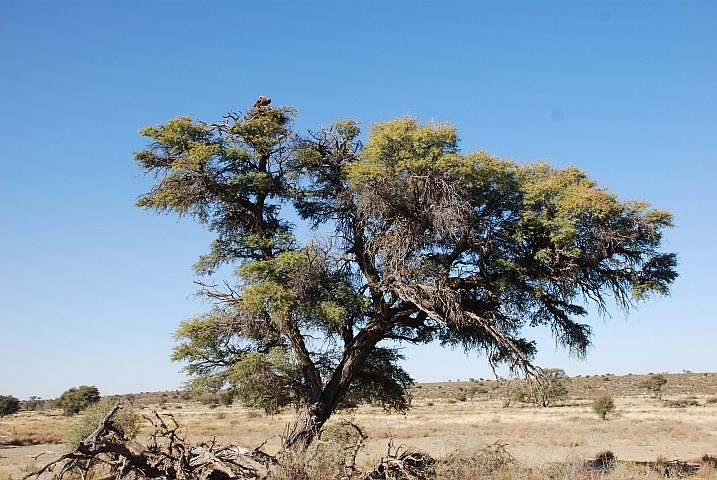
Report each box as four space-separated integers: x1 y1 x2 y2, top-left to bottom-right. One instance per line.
135 99 677 448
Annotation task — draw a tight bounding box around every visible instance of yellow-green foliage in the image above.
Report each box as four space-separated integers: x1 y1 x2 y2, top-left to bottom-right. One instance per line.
592 394 616 420
349 116 458 183
64 398 140 450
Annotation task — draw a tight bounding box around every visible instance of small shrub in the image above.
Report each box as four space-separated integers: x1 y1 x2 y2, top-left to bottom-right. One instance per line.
0 395 20 417
595 450 615 463
218 390 234 406
64 398 140 450
700 454 717 469
436 441 516 478
509 386 525 404
465 385 487 401
664 398 699 408
55 386 100 416
638 373 668 399
309 420 367 478
594 450 616 469
592 394 615 420
706 396 717 404
454 391 467 402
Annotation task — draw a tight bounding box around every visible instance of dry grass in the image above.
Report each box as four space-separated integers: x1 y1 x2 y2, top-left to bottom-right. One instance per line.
2 373 717 479
0 410 71 446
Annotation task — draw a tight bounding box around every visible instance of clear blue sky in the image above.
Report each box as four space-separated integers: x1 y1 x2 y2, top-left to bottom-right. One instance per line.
1 1 715 400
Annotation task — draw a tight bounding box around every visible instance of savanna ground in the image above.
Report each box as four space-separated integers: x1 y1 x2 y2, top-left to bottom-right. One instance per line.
2 372 716 479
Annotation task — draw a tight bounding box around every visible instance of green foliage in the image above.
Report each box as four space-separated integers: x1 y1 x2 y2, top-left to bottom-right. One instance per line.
0 395 20 417
592 394 616 420
136 100 678 446
509 386 526 404
465 386 488 401
339 348 414 413
64 398 140 450
534 368 569 407
55 386 100 416
638 374 669 399
218 390 235 406
229 349 299 414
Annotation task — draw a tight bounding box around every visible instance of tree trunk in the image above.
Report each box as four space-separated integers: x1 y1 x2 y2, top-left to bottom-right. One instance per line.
282 403 322 450
282 326 385 450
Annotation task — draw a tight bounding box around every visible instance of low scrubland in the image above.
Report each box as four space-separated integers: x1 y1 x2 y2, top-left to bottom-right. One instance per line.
2 372 716 479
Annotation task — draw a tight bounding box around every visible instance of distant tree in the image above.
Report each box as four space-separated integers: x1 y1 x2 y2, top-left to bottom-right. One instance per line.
55 386 100 416
0 395 20 417
465 385 488 401
592 394 616 420
638 374 669 399
135 100 677 449
24 396 45 411
531 368 570 407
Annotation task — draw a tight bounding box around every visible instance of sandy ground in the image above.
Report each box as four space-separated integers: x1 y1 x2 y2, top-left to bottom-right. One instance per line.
3 397 716 479
3 374 717 479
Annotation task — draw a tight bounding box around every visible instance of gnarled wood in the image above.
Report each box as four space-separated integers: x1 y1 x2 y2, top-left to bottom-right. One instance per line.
23 405 274 480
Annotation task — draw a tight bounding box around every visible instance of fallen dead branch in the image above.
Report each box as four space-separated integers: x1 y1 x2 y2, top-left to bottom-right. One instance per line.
22 404 276 480
360 439 435 480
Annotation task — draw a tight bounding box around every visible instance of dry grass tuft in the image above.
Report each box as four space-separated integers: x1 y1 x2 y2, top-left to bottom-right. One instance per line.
435 440 515 479
700 454 717 469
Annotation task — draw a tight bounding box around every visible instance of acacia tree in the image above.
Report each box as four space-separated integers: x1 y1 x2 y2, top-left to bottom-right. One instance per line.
135 99 677 449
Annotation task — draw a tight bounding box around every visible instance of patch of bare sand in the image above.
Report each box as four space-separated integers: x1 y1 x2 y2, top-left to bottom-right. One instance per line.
0 444 61 480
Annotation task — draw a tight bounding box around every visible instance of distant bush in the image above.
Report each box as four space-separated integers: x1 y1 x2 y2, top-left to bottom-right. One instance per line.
706 396 717 404
465 385 488 401
535 368 569 407
0 395 20 417
592 394 616 420
509 386 525 404
638 374 668 399
218 390 235 406
664 398 699 408
65 398 140 450
55 386 100 415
